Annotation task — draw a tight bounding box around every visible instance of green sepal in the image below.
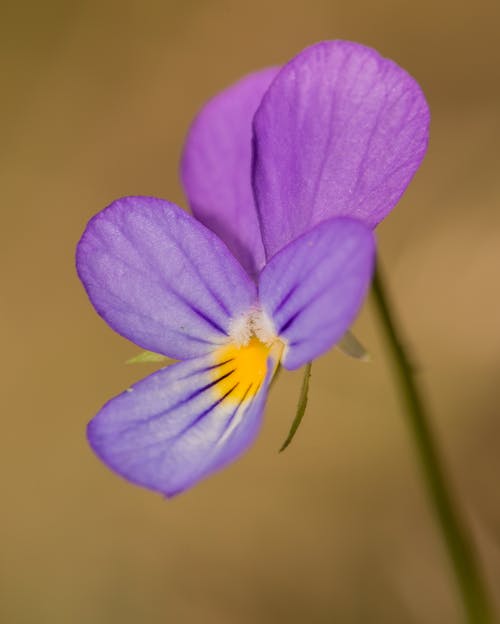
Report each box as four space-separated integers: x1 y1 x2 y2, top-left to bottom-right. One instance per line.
279 362 312 452
126 351 173 365
337 330 370 361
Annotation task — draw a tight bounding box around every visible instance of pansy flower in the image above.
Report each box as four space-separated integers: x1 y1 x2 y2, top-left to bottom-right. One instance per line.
77 41 429 496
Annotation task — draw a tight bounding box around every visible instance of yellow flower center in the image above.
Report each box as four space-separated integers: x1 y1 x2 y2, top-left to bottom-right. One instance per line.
210 336 282 404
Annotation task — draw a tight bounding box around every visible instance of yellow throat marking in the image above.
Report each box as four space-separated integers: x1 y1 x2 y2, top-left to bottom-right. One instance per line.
210 337 281 404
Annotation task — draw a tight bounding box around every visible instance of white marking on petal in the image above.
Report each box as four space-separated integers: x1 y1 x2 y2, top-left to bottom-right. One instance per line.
228 312 253 346
229 306 281 348
251 308 278 346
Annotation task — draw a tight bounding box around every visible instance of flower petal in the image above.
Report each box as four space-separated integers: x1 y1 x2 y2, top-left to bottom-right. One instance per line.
88 347 273 496
259 217 375 370
253 40 430 259
76 196 256 359
181 68 279 276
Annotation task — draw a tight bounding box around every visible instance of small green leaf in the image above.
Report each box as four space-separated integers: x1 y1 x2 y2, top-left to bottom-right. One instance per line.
269 364 282 390
337 330 370 361
279 362 312 452
126 351 172 365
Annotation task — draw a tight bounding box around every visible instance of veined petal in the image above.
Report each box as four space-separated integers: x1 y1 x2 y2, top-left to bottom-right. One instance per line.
76 196 256 360
258 218 375 370
181 68 279 276
88 339 276 496
253 40 430 259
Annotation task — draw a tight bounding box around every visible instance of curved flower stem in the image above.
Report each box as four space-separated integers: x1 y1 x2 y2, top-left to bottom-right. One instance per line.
371 262 494 624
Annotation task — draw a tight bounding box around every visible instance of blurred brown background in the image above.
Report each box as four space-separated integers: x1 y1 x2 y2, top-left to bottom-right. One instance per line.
2 1 500 622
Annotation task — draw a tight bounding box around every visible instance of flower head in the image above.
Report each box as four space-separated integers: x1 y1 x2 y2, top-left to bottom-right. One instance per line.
77 41 429 496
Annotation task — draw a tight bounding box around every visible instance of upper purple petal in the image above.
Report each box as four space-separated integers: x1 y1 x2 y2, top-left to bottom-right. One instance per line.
181 67 279 277
259 217 375 370
253 40 430 259
88 353 269 496
76 196 256 360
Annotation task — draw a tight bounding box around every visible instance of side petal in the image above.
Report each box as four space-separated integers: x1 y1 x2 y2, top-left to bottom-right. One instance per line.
87 349 272 496
76 196 256 360
253 40 430 259
259 218 375 370
181 67 279 276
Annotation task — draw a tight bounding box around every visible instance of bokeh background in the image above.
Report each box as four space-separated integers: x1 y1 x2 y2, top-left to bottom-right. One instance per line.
2 1 500 622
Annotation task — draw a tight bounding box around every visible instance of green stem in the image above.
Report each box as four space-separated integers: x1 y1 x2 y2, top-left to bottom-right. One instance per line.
372 263 494 624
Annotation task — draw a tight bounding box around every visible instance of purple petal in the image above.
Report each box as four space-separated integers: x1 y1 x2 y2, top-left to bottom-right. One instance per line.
88 351 270 496
259 217 375 370
253 40 430 259
181 67 279 276
76 196 256 360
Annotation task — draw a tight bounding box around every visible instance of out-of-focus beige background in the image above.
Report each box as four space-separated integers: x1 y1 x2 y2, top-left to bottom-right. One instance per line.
2 1 500 622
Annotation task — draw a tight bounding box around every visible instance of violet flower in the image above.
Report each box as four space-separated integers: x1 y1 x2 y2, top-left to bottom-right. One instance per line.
77 41 429 496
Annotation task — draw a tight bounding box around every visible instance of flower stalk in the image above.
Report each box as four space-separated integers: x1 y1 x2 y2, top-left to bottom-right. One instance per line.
372 262 494 624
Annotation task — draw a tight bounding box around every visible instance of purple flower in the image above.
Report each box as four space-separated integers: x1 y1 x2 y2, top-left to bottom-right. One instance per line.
77 41 429 496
